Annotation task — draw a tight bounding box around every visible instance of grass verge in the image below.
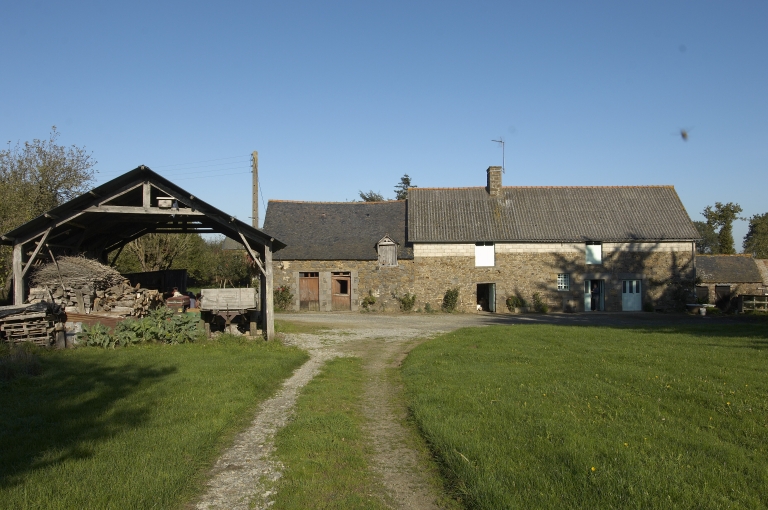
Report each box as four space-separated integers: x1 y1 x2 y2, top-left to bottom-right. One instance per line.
271 357 388 509
402 323 768 509
0 335 308 510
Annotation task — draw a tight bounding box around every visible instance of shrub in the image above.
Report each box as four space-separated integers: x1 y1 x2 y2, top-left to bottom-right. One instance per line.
273 285 293 311
361 292 377 311
643 301 655 313
79 323 114 348
397 293 416 312
442 287 460 312
532 292 548 313
506 295 526 311
424 302 435 314
80 308 201 348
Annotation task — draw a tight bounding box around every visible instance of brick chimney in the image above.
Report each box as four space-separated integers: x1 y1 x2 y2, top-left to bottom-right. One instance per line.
486 166 502 196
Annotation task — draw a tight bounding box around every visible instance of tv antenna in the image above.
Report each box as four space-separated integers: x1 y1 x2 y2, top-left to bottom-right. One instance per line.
492 137 505 173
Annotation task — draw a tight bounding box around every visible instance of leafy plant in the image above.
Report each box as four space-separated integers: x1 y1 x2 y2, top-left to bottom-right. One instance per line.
361 292 377 311
532 292 548 313
396 293 416 312
424 302 435 314
78 323 114 348
442 287 460 312
506 295 526 311
273 285 293 311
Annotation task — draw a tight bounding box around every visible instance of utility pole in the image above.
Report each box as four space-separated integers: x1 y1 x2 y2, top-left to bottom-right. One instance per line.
492 138 505 173
251 151 258 228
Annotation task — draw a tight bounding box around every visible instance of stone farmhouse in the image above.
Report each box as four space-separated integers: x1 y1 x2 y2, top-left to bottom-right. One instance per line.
263 167 701 313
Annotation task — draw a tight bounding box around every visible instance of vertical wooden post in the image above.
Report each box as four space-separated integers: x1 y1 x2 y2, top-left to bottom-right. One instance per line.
252 151 259 228
142 181 151 209
264 242 274 340
13 243 24 305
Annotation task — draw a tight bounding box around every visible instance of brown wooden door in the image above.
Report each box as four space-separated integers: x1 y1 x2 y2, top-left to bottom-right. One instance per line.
299 274 319 311
331 274 351 310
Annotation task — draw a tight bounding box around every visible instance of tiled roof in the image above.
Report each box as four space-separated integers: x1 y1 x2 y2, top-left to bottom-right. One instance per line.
263 200 412 261
696 255 764 283
408 186 700 242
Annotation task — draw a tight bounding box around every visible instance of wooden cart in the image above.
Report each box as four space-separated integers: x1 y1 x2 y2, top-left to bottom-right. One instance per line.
199 288 259 337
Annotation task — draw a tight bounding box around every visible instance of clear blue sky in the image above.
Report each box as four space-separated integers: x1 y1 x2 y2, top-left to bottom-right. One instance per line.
2 1 766 247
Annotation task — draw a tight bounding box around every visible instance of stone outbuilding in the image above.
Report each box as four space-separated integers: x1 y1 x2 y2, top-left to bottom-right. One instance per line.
695 255 767 310
263 200 413 311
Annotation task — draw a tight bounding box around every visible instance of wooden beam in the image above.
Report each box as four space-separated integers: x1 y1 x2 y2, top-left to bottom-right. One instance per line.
13 243 24 305
84 205 205 215
238 231 266 276
143 181 151 209
21 227 52 278
264 243 274 340
96 182 143 207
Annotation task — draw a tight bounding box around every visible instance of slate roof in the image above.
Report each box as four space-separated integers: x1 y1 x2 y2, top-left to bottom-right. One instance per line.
408 186 700 242
263 200 412 261
696 255 764 283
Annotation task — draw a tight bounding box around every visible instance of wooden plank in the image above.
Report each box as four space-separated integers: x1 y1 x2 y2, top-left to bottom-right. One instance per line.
299 277 320 311
200 288 257 311
264 245 274 341
84 205 205 215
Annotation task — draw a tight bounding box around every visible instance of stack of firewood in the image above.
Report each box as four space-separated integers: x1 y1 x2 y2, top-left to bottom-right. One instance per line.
27 257 164 317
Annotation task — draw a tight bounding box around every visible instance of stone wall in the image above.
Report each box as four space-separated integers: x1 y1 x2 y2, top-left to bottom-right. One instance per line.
272 259 416 312
272 242 695 314
411 244 695 313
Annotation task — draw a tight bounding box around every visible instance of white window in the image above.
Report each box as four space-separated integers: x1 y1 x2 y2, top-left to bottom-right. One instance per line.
586 242 602 265
475 242 495 267
557 274 570 291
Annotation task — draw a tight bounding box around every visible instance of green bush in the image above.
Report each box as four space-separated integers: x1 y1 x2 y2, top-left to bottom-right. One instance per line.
506 295 526 311
79 308 201 348
532 292 548 313
396 293 416 312
273 285 293 311
442 287 460 312
361 292 377 311
424 302 435 314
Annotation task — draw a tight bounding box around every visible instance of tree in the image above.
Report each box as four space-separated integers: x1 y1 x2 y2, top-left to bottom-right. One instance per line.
701 202 742 255
358 190 384 202
0 127 97 296
394 174 416 200
743 212 768 258
120 233 197 273
693 221 719 254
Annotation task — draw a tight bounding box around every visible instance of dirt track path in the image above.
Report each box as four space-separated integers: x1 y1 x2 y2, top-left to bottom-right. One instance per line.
193 311 718 509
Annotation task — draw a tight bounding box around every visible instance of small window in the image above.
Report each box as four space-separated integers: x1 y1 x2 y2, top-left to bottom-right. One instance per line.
586 242 602 264
557 274 570 291
475 242 495 267
377 235 398 266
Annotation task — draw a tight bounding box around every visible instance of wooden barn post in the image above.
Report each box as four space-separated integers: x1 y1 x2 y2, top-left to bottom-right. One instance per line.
12 243 24 305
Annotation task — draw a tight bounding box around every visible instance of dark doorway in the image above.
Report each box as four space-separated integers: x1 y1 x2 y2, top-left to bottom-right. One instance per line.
584 279 604 311
476 283 496 312
715 285 731 310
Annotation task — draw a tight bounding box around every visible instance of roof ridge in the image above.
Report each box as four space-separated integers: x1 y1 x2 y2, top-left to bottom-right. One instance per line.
413 185 676 190
268 199 404 204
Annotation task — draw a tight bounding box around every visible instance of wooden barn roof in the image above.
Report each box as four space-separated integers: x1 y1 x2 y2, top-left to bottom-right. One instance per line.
408 186 700 243
263 200 412 261
1 166 285 257
696 255 764 283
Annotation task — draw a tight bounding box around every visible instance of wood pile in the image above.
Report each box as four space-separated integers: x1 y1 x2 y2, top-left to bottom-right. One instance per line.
28 256 163 317
28 282 163 317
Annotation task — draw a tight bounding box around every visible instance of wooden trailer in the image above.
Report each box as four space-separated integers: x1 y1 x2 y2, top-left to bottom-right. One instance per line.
199 288 259 337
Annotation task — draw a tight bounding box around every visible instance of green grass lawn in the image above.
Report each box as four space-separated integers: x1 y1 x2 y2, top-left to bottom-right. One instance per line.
0 335 308 510
401 323 768 509
271 357 389 509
